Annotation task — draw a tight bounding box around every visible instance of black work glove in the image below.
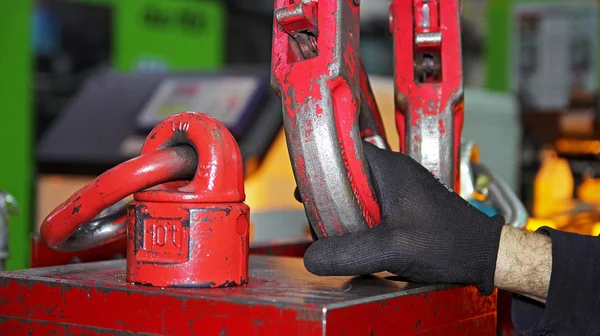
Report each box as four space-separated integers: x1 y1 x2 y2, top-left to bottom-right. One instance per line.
302 142 505 295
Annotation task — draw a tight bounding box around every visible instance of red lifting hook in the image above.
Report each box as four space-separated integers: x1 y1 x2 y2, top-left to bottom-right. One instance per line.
40 112 250 288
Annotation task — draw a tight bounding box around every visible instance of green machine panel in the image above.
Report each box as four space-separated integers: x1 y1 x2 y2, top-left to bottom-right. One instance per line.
113 0 225 72
486 0 599 93
68 0 225 71
0 1 33 270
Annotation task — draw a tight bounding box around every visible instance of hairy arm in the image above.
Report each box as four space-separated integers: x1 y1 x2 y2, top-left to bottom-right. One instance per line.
494 225 552 303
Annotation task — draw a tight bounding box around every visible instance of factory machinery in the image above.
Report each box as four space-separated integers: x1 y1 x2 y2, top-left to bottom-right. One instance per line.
0 0 526 334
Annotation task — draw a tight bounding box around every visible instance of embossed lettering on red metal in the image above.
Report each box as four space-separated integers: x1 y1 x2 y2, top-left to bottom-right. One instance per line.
271 0 382 239
39 112 250 288
393 0 464 192
128 113 249 288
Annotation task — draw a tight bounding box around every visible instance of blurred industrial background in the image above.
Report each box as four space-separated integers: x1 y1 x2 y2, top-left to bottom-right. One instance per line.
0 1 599 334
1 0 599 279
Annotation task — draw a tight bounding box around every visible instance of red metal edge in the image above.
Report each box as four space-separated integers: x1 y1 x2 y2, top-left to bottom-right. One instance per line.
358 57 387 142
326 287 497 335
0 277 322 335
0 274 497 335
0 319 130 336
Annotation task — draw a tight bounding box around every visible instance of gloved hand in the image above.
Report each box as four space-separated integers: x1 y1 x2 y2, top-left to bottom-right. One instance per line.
301 141 506 295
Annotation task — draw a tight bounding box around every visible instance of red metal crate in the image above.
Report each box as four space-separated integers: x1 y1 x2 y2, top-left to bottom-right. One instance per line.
1 255 496 335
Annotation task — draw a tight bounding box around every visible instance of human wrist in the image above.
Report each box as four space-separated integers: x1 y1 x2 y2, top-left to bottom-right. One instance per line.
465 213 505 295
494 225 552 301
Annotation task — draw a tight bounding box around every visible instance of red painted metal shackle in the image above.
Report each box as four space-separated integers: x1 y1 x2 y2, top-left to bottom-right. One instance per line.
128 112 249 287
271 0 383 239
40 112 250 288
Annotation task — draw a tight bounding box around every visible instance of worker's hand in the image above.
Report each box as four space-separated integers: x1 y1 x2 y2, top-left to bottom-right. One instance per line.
303 142 505 295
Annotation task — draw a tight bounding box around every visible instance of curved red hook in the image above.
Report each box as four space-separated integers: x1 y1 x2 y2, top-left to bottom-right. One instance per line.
40 112 246 252
40 146 197 251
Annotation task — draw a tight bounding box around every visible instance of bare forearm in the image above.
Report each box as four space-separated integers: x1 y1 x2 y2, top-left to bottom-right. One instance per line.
494 225 552 303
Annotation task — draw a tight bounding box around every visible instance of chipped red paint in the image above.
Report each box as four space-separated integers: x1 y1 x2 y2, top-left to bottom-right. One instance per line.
1 319 121 336
138 113 245 204
39 147 197 251
392 0 463 191
126 202 249 288
39 112 250 288
276 1 318 37
0 256 497 335
331 77 379 229
129 113 249 287
438 119 446 134
271 0 382 238
325 288 497 334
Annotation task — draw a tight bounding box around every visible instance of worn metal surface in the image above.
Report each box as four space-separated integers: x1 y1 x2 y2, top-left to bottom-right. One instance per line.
392 0 464 192
0 255 497 335
0 191 17 271
39 146 197 252
128 112 249 288
39 112 250 288
271 0 382 239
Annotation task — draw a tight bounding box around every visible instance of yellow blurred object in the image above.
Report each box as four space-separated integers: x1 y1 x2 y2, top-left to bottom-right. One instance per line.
244 129 304 213
592 223 600 237
369 77 400 152
526 218 557 232
532 149 575 218
528 145 600 235
577 176 600 204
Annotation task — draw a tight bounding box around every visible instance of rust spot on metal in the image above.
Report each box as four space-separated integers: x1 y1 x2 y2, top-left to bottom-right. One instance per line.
71 205 81 214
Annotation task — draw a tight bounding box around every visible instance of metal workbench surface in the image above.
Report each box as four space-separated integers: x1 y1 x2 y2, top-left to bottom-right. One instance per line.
0 255 497 335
